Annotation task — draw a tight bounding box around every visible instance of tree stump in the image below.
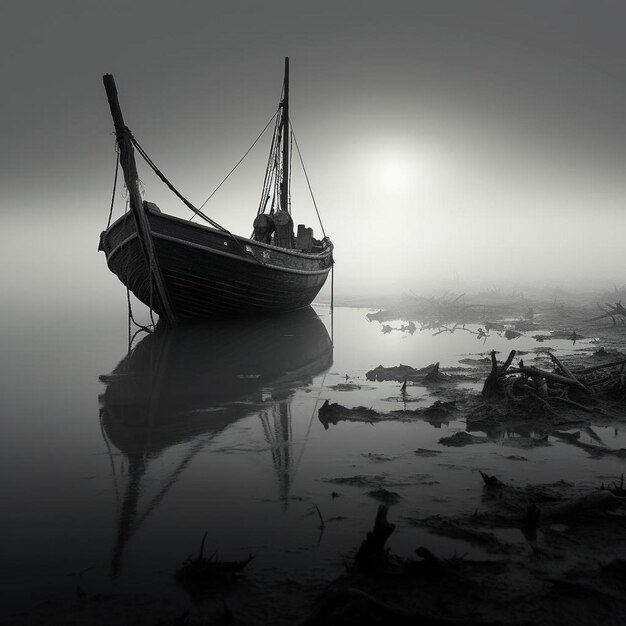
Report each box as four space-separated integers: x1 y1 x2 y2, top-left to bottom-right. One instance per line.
481 350 516 397
351 505 396 572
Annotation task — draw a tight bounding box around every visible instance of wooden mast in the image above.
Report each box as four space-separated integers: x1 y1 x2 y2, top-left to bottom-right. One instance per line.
102 74 175 323
280 57 290 214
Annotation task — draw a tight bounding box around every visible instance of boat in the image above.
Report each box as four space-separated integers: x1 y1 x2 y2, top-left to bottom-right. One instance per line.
98 59 333 322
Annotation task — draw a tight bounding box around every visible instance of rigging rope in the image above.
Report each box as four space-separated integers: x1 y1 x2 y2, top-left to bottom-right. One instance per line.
106 143 120 229
257 109 282 215
331 264 334 344
192 110 278 219
288 129 293 213
291 127 327 238
127 129 261 263
129 132 226 230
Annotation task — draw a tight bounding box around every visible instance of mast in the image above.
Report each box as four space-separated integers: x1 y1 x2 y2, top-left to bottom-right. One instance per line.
280 57 290 214
102 74 175 324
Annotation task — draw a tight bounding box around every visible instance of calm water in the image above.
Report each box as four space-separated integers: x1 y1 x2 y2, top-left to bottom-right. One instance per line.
3 304 625 616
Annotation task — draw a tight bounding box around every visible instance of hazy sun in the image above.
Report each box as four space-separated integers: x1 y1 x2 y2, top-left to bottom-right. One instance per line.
375 154 415 192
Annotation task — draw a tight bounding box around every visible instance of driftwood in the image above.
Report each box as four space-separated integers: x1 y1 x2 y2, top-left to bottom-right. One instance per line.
485 351 625 403
584 426 605 445
578 359 626 376
507 365 588 389
479 471 505 489
440 432 491 447
606 474 626 496
318 400 380 429
552 430 581 442
366 362 447 384
527 390 558 414
175 531 254 586
475 474 625 525
543 490 624 521
351 505 395 572
482 350 516 396
587 301 626 324
548 353 588 393
415 546 453 577
549 396 595 412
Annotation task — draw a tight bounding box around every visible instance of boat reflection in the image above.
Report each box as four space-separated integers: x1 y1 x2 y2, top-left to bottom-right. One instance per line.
99 307 333 576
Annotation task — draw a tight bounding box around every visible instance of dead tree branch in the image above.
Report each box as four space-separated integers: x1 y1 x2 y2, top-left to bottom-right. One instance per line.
482 350 516 396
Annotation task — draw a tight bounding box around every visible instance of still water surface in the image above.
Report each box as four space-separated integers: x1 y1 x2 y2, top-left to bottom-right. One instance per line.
3 305 625 614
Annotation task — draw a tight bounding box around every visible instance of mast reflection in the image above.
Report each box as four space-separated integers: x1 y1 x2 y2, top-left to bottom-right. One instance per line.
99 307 333 576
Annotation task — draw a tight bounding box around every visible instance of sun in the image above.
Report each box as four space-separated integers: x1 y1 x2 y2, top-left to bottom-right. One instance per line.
375 154 415 192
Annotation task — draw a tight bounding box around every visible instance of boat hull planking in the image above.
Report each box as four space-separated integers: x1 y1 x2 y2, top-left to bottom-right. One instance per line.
99 208 333 320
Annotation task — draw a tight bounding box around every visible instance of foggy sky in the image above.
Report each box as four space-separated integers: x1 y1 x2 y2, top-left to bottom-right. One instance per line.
2 0 626 311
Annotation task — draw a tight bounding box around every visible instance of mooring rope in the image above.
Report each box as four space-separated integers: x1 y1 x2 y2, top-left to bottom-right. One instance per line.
128 326 149 353
126 287 154 336
147 266 156 327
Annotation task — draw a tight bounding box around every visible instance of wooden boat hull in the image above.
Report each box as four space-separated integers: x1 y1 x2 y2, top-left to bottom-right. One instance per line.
99 207 333 320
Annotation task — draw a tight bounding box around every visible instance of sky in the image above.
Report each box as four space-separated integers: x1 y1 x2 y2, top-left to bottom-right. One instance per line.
2 0 626 312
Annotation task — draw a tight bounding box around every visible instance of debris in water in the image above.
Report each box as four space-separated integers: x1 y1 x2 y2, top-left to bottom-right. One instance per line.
439 432 492 447
175 531 254 591
367 488 402 504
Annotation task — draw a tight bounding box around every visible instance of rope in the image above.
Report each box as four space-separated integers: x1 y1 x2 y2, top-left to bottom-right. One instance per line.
147 264 156 327
257 109 282 215
128 129 261 263
128 326 149 352
192 110 278 218
291 126 326 238
106 143 120 229
288 129 293 214
129 132 225 231
331 264 334 344
126 287 155 336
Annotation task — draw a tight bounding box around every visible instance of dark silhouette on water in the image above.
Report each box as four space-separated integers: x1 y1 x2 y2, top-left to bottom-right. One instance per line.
98 59 333 321
99 308 333 576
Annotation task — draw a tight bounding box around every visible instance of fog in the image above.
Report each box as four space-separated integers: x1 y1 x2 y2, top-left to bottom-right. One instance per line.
4 7 626 619
2 1 626 312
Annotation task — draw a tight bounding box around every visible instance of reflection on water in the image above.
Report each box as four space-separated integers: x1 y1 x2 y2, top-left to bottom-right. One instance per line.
6 305 626 618
99 307 332 576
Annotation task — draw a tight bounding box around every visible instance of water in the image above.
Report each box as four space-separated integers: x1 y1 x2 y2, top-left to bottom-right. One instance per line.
2 304 625 616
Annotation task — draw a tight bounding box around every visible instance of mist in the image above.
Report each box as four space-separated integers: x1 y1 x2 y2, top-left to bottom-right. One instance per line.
6 5 626 624
2 0 626 311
